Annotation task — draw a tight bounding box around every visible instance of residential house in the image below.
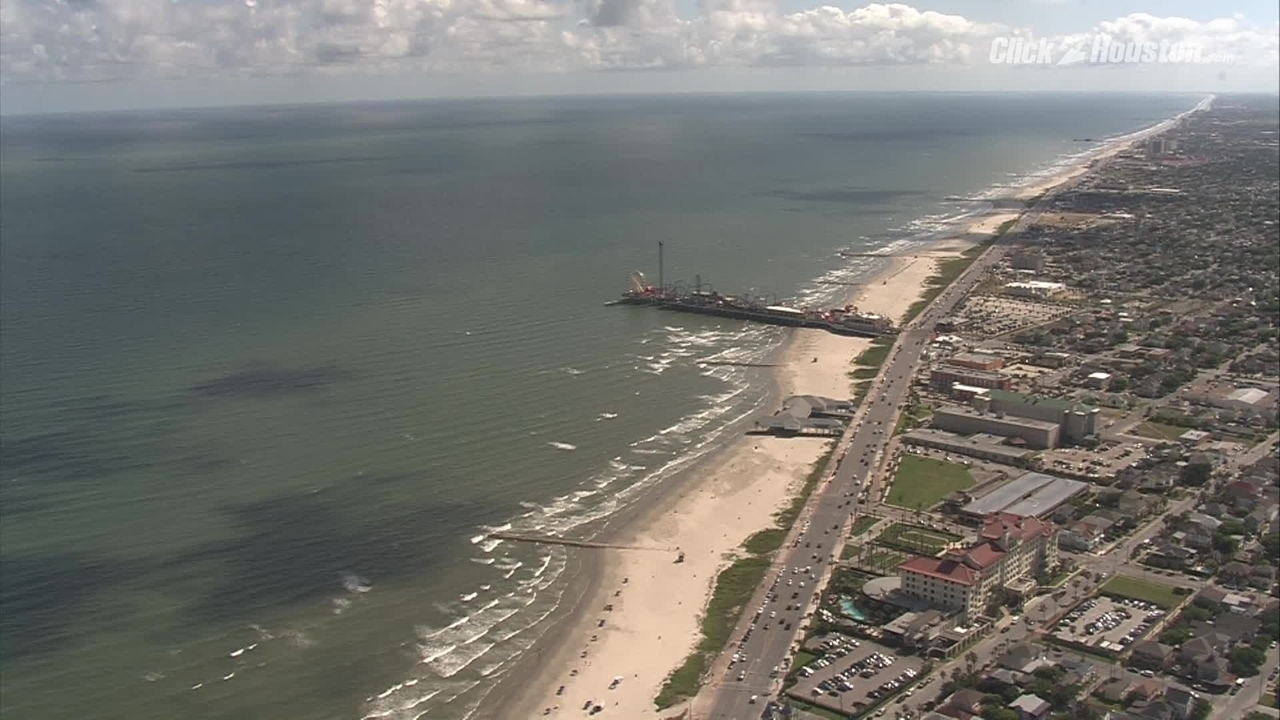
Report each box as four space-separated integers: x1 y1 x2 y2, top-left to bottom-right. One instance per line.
1147 543 1194 569
1164 687 1199 720
1130 640 1175 671
1061 523 1104 551
1008 694 1051 720
1223 592 1256 614
936 706 977 720
1127 680 1163 703
1194 656 1233 691
947 688 985 716
983 668 1027 687
1095 678 1131 703
1212 612 1260 644
1220 561 1252 587
1178 636 1215 665
1245 506 1278 533
1250 565 1277 591
1189 624 1232 651
997 643 1045 673
1201 502 1228 518
1179 527 1212 552
1138 700 1176 720
1118 490 1158 517
1194 586 1228 609
1187 513 1222 533
1057 655 1097 681
1222 481 1262 511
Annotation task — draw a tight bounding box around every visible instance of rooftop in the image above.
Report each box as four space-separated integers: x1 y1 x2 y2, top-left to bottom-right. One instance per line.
933 365 1011 381
961 472 1085 517
933 407 1062 432
899 556 980 587
988 389 1092 413
1227 387 1269 405
981 512 1056 542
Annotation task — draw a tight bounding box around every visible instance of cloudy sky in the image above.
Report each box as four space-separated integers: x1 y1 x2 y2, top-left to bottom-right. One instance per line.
1 0 1277 113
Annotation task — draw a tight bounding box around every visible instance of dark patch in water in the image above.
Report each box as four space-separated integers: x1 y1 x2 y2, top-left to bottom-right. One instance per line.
191 365 351 399
773 189 930 205
0 553 133 662
172 487 480 622
134 156 395 173
359 472 420 486
802 127 978 142
0 429 125 481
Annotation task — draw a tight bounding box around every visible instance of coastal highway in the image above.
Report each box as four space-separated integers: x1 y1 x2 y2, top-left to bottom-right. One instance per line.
696 184 1075 719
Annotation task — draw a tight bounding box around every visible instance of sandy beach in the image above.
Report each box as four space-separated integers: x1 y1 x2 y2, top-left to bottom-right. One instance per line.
505 114 1191 720
511 239 983 720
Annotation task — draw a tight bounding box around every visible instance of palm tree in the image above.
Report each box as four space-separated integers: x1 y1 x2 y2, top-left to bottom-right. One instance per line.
965 651 978 671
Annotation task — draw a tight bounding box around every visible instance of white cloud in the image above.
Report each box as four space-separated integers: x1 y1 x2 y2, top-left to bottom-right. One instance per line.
0 0 1275 84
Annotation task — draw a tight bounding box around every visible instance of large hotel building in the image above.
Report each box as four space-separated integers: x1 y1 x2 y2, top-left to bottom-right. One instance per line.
898 513 1058 617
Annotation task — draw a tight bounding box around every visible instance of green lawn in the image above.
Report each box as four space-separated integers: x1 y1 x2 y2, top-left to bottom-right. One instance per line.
1133 421 1192 442
791 649 820 673
854 336 895 370
849 515 880 537
903 249 988 323
885 455 975 510
784 698 849 720
1100 574 1184 609
654 555 771 708
875 522 962 555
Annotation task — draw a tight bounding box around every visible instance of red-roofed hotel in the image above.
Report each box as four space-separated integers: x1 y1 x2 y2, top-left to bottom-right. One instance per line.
898 513 1058 616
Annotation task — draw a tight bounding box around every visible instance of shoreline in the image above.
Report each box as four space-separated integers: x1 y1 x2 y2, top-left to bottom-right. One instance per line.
495 244 973 720
480 102 1205 720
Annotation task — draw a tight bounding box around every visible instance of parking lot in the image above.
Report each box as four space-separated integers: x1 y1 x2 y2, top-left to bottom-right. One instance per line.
1040 442 1149 480
790 635 926 715
1051 596 1165 653
951 295 1076 336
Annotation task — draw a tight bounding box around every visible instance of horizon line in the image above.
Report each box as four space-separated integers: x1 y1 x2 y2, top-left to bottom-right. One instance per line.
0 87 1251 120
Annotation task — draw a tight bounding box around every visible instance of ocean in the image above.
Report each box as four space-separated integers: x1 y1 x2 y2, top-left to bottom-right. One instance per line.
0 92 1198 720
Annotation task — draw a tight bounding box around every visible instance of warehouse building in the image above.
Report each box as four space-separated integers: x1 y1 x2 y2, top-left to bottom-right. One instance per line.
958 471 1088 520
902 429 1037 465
981 390 1099 444
930 407 1061 449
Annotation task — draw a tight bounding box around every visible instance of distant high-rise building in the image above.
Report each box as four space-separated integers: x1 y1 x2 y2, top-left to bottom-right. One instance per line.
1011 249 1045 273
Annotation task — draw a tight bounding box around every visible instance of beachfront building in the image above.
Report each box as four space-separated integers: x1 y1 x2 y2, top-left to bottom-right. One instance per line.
929 365 1013 393
898 513 1059 618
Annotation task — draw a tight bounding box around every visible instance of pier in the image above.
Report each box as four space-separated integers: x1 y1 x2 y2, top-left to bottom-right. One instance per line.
607 243 899 337
610 292 896 338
